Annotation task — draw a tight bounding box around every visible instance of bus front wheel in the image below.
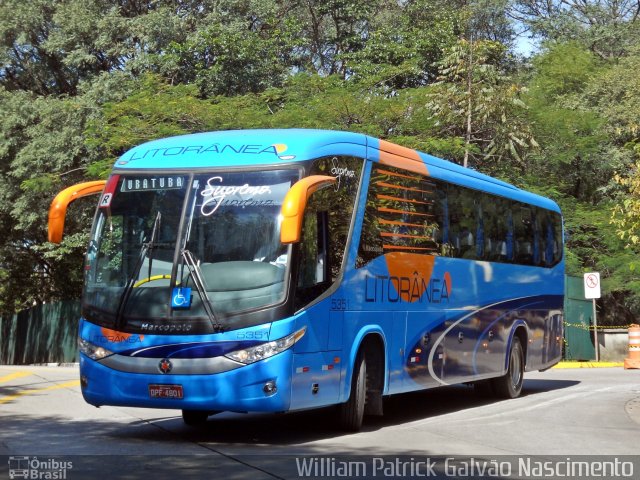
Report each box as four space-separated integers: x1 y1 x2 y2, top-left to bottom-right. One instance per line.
492 336 525 398
338 350 367 432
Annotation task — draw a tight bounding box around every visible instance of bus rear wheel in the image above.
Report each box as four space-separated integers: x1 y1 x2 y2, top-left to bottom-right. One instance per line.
338 350 367 432
492 336 525 399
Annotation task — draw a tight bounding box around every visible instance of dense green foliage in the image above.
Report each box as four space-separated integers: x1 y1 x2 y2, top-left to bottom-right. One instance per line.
2 0 640 324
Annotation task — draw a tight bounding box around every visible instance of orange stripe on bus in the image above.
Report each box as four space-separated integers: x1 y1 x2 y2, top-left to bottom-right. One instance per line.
378 140 429 176
379 219 424 228
380 232 433 240
376 194 430 205
375 181 433 195
382 245 436 251
375 168 424 182
378 207 432 217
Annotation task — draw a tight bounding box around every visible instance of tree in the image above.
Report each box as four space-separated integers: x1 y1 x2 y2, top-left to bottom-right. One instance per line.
425 39 536 173
0 0 219 96
156 21 293 97
612 161 640 247
510 0 640 59
468 0 515 44
342 0 462 89
295 0 386 77
0 88 94 312
0 0 78 95
523 42 611 201
523 41 640 323
589 50 640 250
0 69 135 314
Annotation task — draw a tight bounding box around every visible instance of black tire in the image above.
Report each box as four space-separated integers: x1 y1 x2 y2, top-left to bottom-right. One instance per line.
181 410 210 426
338 351 367 432
492 336 525 399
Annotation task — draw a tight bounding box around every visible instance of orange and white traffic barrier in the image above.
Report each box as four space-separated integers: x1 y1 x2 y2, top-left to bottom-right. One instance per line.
624 324 640 369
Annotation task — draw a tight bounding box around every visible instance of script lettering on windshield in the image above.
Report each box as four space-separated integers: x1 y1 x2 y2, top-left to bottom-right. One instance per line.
199 176 292 216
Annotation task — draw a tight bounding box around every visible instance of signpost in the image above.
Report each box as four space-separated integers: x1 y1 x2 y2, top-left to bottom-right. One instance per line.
583 272 601 361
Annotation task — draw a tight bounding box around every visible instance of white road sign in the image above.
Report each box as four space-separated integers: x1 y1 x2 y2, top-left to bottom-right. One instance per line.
584 272 601 299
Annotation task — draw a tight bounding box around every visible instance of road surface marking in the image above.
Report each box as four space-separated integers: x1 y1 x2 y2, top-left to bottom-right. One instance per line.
0 371 33 383
0 379 80 404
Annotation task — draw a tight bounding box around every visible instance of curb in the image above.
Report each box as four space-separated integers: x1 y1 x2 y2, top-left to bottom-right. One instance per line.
29 363 80 367
553 361 624 369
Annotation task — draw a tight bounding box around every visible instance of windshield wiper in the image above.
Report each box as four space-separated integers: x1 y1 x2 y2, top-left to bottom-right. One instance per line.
146 212 161 282
181 248 223 332
115 212 162 329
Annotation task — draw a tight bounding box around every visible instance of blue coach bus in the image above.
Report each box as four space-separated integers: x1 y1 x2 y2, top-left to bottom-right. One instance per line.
49 129 564 430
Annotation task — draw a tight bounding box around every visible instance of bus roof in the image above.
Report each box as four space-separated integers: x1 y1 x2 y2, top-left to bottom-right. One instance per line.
115 129 559 212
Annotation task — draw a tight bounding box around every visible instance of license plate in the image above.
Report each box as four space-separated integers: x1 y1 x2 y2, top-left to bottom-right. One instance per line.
149 384 184 399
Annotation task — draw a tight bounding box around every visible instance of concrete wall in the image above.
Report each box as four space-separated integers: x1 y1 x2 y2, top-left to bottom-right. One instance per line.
599 329 629 362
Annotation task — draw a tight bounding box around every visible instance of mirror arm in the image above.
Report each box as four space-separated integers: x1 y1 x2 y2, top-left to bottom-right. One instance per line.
280 175 336 244
48 181 107 243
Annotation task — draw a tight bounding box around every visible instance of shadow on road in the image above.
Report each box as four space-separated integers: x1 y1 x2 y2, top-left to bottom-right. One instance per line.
140 378 581 447
0 378 580 456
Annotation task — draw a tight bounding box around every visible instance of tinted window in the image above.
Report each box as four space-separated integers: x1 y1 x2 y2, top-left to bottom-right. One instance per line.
358 165 445 265
296 156 364 308
357 164 563 268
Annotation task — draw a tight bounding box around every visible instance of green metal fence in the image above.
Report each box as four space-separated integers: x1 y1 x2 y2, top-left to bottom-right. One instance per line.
0 300 80 365
564 275 596 361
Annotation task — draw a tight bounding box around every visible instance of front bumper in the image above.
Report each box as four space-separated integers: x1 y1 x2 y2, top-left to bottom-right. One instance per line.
79 350 292 412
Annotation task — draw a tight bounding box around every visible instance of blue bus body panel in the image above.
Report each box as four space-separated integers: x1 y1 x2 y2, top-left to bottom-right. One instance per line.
116 129 369 169
78 318 298 411
309 257 564 403
80 129 565 413
116 129 560 214
80 351 293 411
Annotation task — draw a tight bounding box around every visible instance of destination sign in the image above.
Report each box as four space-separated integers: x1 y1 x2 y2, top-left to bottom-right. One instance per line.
119 176 186 192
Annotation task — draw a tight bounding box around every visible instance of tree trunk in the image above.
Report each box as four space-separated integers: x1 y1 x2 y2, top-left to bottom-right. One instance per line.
464 40 473 169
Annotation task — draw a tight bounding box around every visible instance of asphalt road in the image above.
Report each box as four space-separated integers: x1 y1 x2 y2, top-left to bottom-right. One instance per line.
1 365 639 479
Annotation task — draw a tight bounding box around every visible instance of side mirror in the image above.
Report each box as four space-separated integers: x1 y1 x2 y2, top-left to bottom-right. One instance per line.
48 181 106 243
280 175 336 244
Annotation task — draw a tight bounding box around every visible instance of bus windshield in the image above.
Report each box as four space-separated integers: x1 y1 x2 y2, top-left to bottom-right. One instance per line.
83 169 299 331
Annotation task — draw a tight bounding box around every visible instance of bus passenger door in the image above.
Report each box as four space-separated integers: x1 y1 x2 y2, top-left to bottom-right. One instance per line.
289 185 349 409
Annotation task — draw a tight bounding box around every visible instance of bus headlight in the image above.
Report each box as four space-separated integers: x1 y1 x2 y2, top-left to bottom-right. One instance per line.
78 337 114 360
225 327 306 365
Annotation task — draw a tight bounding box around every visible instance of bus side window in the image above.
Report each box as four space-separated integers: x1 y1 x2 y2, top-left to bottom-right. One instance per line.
514 206 534 264
475 201 484 259
485 197 506 262
505 205 515 262
532 208 542 266
481 196 498 261
296 156 363 308
90 215 124 285
554 213 563 264
446 185 462 258
455 187 476 260
543 210 563 267
357 164 445 265
438 188 451 256
296 206 330 309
